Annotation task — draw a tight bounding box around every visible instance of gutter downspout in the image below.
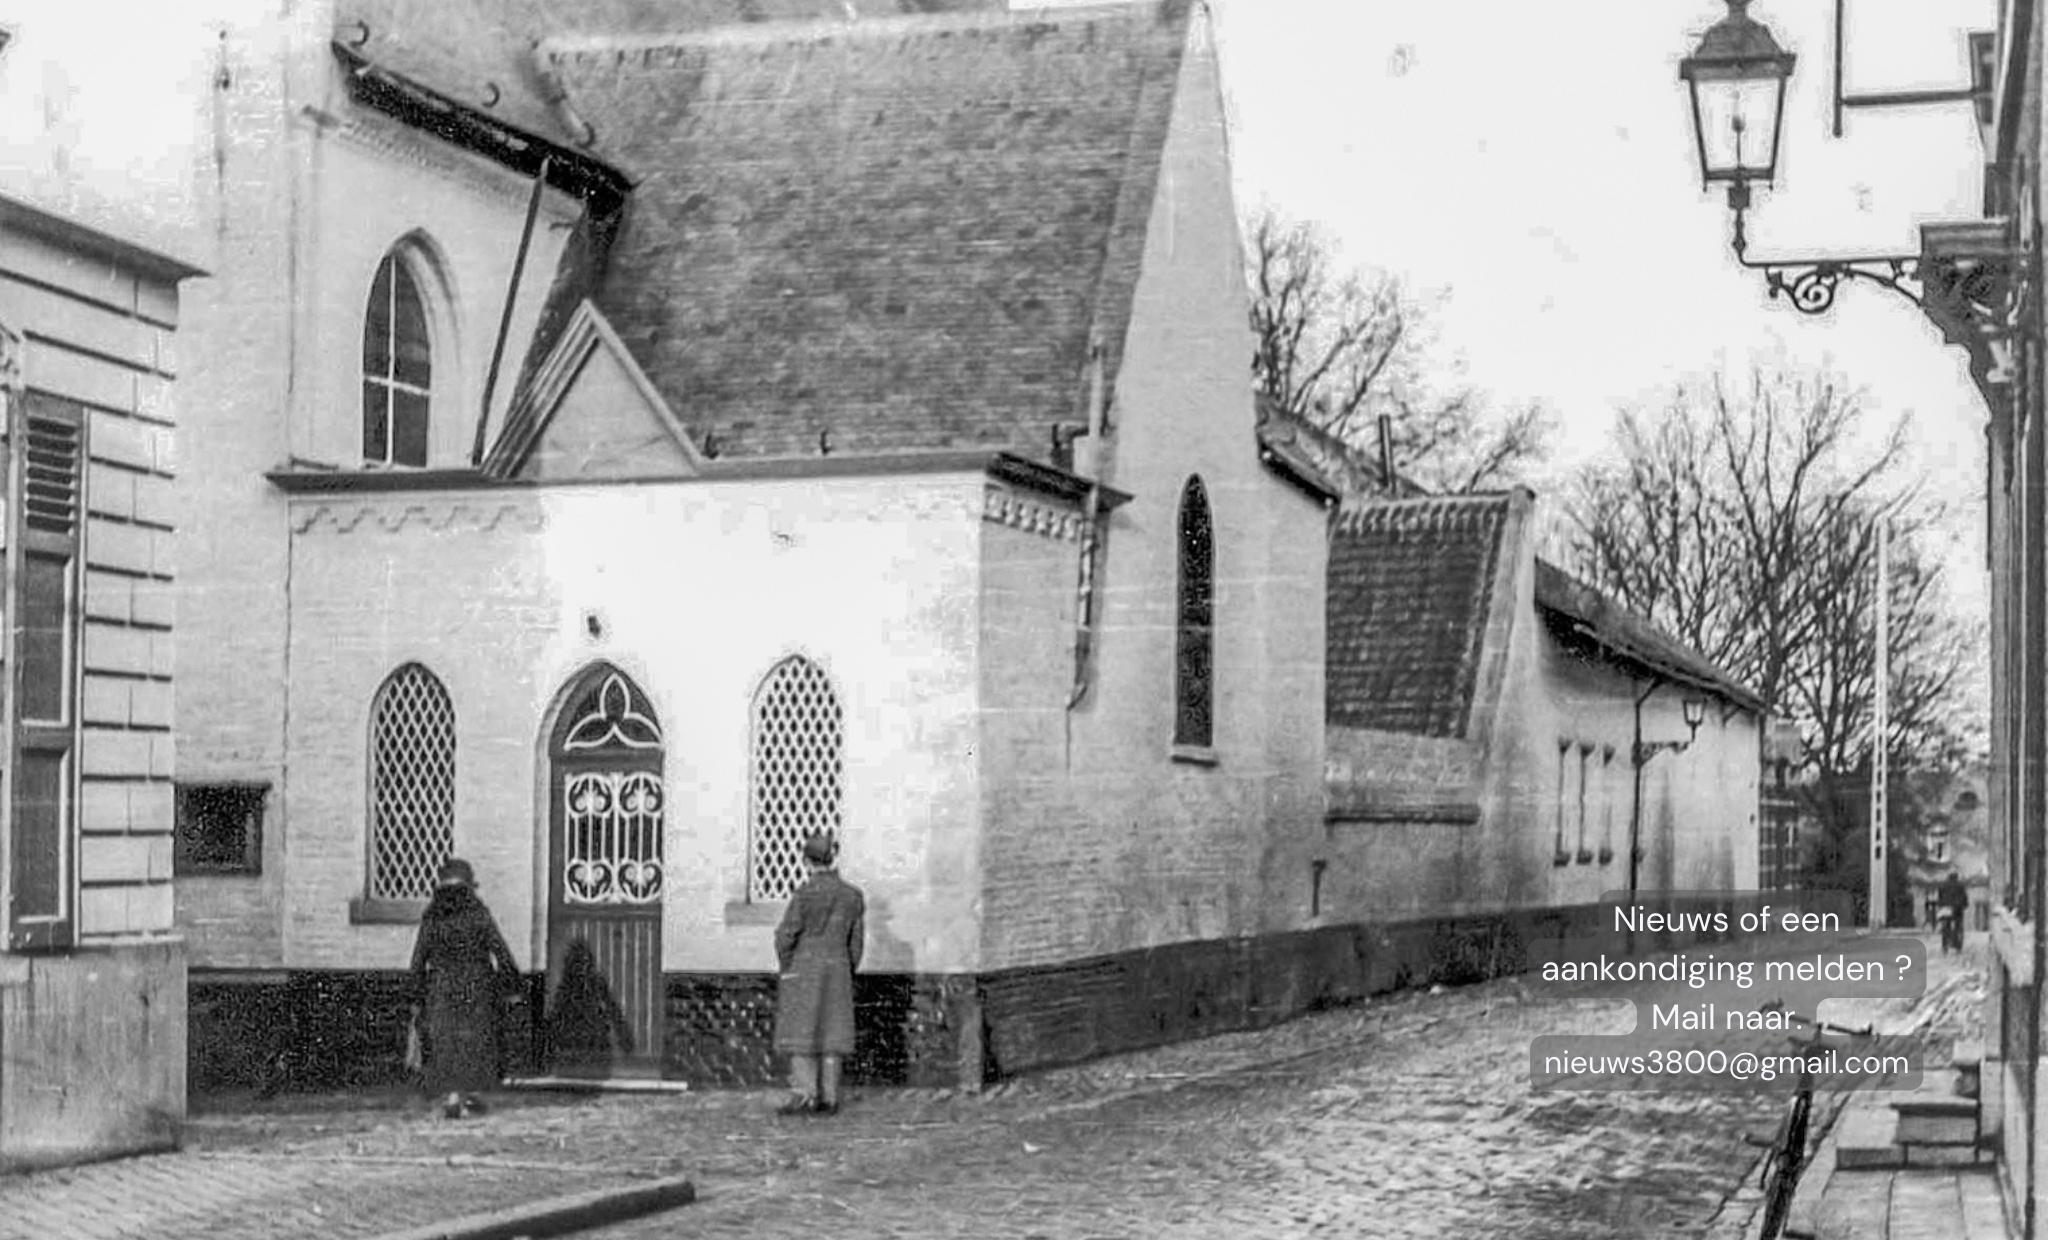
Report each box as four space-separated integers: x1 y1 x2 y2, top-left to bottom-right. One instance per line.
1624 678 1664 959
472 155 550 467
1066 331 1109 712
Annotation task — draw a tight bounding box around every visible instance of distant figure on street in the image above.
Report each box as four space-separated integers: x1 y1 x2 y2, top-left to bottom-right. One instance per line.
545 937 634 1077
1937 870 1970 955
773 832 865 1116
409 858 518 1118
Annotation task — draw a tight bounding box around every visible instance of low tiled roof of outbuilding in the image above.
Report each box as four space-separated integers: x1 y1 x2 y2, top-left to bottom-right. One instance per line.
1326 494 1512 738
1532 559 1765 712
517 0 1193 461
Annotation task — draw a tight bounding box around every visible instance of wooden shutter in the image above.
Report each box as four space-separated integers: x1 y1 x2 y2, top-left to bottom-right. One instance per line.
6 391 82 950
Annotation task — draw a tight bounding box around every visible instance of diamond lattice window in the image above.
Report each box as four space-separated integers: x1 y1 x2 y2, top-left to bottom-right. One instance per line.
368 663 455 901
748 657 845 902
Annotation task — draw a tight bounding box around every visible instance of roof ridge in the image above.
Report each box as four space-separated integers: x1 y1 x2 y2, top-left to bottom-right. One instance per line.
537 1 1169 62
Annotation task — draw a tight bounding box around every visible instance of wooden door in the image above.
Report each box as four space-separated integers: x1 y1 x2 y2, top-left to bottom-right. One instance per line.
545 666 665 1077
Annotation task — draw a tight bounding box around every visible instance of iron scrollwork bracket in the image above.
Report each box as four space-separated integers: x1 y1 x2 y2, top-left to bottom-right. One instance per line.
1754 256 1920 316
1730 198 2027 388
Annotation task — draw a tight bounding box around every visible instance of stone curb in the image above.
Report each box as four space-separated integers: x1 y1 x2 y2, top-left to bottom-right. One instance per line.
360 1174 698 1240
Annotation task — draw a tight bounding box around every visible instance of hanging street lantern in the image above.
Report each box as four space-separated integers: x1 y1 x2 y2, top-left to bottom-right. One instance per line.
1672 0 2022 366
1678 0 1795 200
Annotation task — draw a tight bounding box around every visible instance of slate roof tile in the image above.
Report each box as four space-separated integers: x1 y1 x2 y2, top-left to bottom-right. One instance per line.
531 1 1193 460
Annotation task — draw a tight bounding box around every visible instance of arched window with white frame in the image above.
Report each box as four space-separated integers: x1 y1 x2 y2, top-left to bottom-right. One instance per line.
747 656 845 902
362 245 437 468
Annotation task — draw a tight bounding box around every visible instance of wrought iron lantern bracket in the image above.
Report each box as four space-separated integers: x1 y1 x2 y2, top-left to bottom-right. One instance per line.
1724 183 2028 387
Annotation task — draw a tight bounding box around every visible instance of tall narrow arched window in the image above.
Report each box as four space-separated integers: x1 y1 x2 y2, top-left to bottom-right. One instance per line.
367 663 456 901
748 656 845 902
1174 476 1215 749
363 249 433 468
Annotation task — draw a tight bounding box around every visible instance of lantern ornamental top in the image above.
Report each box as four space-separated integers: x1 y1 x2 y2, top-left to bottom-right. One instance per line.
1679 0 1796 82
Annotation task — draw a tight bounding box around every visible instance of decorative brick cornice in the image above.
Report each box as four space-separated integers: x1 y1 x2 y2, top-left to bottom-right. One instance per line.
290 501 547 536
982 484 1083 542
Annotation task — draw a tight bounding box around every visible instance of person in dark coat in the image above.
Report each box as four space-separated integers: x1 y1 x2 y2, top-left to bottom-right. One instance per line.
1938 870 1970 954
773 832 865 1116
544 937 634 1077
409 858 518 1117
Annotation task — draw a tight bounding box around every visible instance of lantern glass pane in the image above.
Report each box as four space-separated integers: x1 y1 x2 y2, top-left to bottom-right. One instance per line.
1692 72 1781 177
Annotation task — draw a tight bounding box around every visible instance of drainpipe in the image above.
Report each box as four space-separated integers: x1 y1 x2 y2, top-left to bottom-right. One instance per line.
472 155 551 467
1627 678 1659 899
1065 332 1109 712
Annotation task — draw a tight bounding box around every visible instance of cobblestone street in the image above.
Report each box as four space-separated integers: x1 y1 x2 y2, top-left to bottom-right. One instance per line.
584 940 1965 1240
1 932 1980 1240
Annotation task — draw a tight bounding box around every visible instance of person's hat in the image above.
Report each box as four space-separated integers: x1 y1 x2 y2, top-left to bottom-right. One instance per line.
801 833 836 866
436 858 476 888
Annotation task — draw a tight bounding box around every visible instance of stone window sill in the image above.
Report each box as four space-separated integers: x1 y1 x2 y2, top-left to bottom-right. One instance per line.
1598 847 1615 866
1552 851 1570 868
724 900 787 927
1169 744 1219 767
350 896 428 925
1574 850 1595 865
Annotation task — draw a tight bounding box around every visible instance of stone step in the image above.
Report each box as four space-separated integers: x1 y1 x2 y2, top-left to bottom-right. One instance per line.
1894 1095 1980 1146
1834 1104 1905 1171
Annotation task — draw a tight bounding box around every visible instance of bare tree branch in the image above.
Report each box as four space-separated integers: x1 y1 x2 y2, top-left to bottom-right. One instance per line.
1245 207 1552 494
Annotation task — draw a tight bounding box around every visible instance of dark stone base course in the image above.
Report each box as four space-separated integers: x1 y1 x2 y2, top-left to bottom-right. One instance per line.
188 903 1743 1095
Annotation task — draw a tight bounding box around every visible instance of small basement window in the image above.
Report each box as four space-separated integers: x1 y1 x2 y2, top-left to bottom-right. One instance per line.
175 783 268 876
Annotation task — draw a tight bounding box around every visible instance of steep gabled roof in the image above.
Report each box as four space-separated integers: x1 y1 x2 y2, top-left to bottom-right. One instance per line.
523 1 1194 461
337 0 1007 152
1326 494 1513 737
1532 560 1765 713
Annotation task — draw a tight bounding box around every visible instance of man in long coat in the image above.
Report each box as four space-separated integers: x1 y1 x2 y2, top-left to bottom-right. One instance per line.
773 832 865 1115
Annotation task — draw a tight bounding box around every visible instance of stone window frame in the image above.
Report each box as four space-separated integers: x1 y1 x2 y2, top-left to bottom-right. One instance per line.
174 781 268 877
740 653 847 908
359 234 459 471
1552 739 1572 867
351 661 456 924
5 388 86 951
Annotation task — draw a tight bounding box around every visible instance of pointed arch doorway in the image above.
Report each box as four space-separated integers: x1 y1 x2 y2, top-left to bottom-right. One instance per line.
544 665 665 1077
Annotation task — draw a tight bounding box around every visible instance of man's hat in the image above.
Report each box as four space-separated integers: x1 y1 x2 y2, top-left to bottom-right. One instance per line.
801 833 836 866
436 858 476 888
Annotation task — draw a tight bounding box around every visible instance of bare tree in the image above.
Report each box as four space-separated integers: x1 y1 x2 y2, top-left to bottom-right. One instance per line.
1246 208 1551 494
1561 366 1984 887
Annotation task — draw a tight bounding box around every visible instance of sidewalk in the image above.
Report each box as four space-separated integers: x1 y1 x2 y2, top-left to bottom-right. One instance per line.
1775 931 2011 1240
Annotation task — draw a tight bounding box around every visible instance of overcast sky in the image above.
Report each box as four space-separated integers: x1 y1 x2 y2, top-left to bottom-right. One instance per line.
2 0 2001 617
1208 0 1996 610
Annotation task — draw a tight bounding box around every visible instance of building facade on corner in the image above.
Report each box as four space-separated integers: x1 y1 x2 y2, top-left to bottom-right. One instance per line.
0 10 202 1167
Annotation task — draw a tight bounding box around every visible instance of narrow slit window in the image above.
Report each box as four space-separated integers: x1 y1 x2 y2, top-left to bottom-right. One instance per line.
1174 476 1214 750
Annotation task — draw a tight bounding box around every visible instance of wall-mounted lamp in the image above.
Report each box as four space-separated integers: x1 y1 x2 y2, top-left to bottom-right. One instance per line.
1634 697 1706 766
1676 1 2022 387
